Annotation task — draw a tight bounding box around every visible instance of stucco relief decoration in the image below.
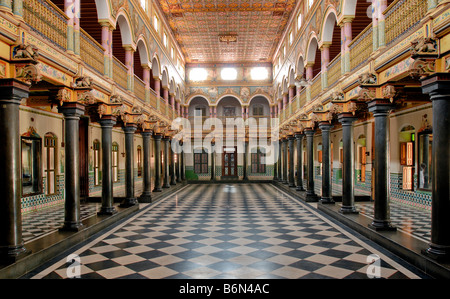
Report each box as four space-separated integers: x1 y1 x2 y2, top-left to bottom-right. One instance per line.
110 94 123 104
77 90 96 105
135 114 147 127
382 85 397 103
12 43 39 61
327 103 342 121
330 91 345 102
410 35 438 58
97 104 107 118
15 63 42 84
348 101 358 115
240 87 251 101
312 104 323 112
12 44 41 84
56 88 71 105
131 105 143 114
112 104 127 117
358 73 377 86
72 76 93 89
409 58 435 79
148 115 159 123
208 87 218 100
358 87 376 101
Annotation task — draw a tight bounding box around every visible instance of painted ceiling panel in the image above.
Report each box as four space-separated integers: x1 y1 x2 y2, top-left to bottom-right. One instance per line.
155 0 298 63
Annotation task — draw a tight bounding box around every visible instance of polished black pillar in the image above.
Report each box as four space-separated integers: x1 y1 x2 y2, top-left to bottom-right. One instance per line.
277 140 282 180
59 102 86 230
288 136 295 187
176 141 182 183
338 113 358 213
421 73 450 261
273 140 279 181
319 122 334 204
170 139 176 185
120 124 138 207
180 141 186 181
211 142 216 181
368 100 396 230
162 136 170 188
98 116 118 215
139 130 152 203
0 79 30 263
153 134 162 192
243 141 249 181
305 128 318 202
282 138 288 184
295 133 305 191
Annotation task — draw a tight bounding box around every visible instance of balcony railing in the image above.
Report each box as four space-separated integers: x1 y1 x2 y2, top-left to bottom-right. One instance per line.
134 75 146 102
149 90 158 110
384 0 428 46
327 53 341 88
291 94 299 115
310 73 322 100
23 0 68 50
80 29 104 75
349 24 373 72
299 88 307 109
113 57 128 90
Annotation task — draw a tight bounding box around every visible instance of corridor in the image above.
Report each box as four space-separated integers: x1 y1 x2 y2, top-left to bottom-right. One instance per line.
26 184 426 279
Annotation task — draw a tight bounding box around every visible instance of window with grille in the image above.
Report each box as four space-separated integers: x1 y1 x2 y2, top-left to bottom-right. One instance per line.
112 142 119 182
44 133 57 195
93 140 101 186
400 141 414 190
251 147 266 173
137 145 142 178
252 105 264 116
194 149 208 174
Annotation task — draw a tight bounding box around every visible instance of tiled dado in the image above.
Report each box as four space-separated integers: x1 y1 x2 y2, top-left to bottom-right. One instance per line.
21 175 65 215
390 173 431 211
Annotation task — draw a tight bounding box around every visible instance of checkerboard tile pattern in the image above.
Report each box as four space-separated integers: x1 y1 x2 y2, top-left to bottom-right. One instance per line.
22 203 100 243
356 201 432 242
30 184 422 279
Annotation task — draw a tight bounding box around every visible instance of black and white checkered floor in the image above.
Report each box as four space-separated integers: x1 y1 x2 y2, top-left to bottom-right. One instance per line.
22 203 100 243
27 184 427 279
356 201 432 243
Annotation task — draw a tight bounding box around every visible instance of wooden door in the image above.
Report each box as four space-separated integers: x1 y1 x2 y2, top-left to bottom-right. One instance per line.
222 147 237 177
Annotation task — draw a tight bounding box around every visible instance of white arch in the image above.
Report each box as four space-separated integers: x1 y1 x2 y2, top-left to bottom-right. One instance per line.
281 77 288 95
288 67 296 87
115 11 134 47
306 35 319 63
151 55 161 79
341 0 357 16
94 0 112 21
186 94 211 106
296 55 305 79
175 86 181 101
248 94 271 106
169 78 176 95
321 9 338 43
161 68 169 88
135 37 150 67
216 94 244 107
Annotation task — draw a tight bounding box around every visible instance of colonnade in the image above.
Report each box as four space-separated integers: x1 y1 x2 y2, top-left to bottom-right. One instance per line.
0 80 186 263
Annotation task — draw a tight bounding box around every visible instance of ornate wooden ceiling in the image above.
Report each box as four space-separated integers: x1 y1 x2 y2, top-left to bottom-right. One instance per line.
156 0 298 64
